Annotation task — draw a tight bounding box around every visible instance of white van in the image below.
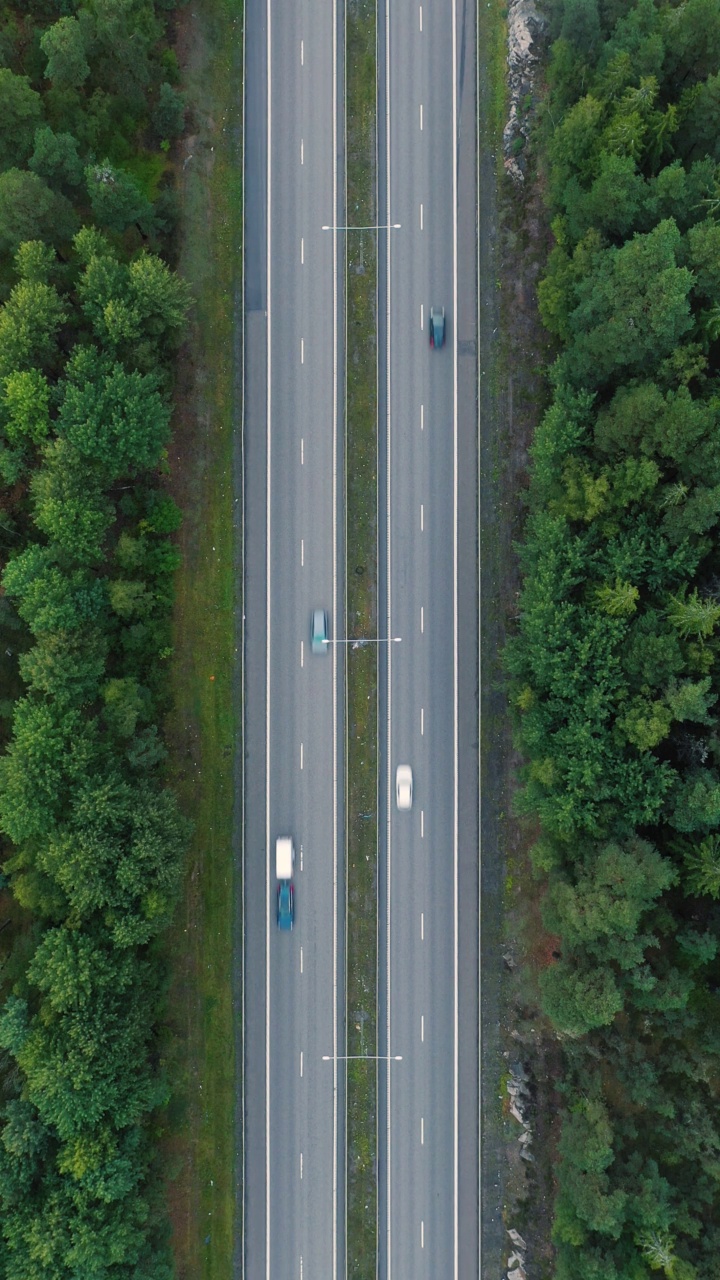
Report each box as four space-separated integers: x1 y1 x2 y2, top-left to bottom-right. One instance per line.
275 837 295 880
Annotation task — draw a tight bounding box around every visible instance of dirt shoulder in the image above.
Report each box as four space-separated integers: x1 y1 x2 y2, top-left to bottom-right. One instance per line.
479 1 561 1276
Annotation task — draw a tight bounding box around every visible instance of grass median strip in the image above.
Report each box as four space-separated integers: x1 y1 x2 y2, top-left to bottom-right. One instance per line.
345 0 379 1274
162 2 243 1278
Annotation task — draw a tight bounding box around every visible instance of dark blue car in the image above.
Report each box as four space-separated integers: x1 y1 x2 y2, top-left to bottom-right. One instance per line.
429 306 445 349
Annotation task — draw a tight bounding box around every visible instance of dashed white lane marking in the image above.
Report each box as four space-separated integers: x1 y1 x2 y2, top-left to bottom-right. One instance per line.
420 303 424 330
420 504 424 532
300 742 304 770
420 202 423 230
421 1014 424 1042
300 1049 303 1073
301 538 304 566
301 437 304 464
300 844 303 871
421 912 424 940
300 39 304 64
420 403 424 431
419 4 422 29
421 707 424 735
421 1116 424 1144
421 1221 425 1249
421 809 424 838
301 338 304 364
420 605 424 633
300 640 304 668
300 952 303 977
300 1152 303 1180
301 138 304 164
301 237 304 264
420 103 423 131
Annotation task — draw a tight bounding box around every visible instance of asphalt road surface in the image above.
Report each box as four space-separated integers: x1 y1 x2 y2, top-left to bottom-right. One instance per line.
377 0 479 1273
243 0 346 1272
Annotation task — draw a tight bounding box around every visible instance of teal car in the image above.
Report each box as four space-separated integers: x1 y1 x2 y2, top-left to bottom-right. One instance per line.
311 608 329 654
277 881 294 930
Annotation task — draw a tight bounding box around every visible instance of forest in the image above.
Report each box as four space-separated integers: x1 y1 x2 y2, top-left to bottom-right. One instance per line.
508 0 720 1276
0 1 191 1275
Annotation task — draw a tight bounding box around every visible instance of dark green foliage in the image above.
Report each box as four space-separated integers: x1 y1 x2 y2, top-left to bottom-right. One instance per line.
516 1 720 1273
85 160 155 235
0 167 75 256
0 1 189 1269
40 15 92 91
58 347 171 477
29 124 85 190
0 69 42 170
152 81 185 140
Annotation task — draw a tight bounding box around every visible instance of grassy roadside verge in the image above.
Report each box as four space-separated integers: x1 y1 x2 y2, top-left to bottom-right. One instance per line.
161 4 243 1279
344 0 378 1273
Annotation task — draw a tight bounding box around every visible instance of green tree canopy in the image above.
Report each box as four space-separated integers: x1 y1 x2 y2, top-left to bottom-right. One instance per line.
29 126 85 192
40 16 91 91
0 70 43 170
0 169 75 259
57 347 171 479
0 276 66 381
85 161 154 236
559 220 694 390
31 439 115 565
540 958 624 1034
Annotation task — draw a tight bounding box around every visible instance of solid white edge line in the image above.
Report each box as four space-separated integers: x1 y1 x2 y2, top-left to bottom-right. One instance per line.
476 0 482 1269
265 0 273 1270
452 0 459 1269
332 0 339 1270
240 1 248 1272
385 0 393 1269
343 0 351 1263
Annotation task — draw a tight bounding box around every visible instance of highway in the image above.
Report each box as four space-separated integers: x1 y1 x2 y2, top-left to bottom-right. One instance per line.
377 0 478 1273
243 0 345 1271
244 0 478 1268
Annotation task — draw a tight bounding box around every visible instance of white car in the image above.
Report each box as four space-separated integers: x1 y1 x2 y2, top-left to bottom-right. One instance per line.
396 765 413 810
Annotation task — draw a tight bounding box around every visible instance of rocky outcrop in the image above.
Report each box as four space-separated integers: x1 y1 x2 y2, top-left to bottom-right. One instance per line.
503 0 545 183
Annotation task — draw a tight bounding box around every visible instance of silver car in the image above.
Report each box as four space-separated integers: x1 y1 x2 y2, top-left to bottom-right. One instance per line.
396 765 413 810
